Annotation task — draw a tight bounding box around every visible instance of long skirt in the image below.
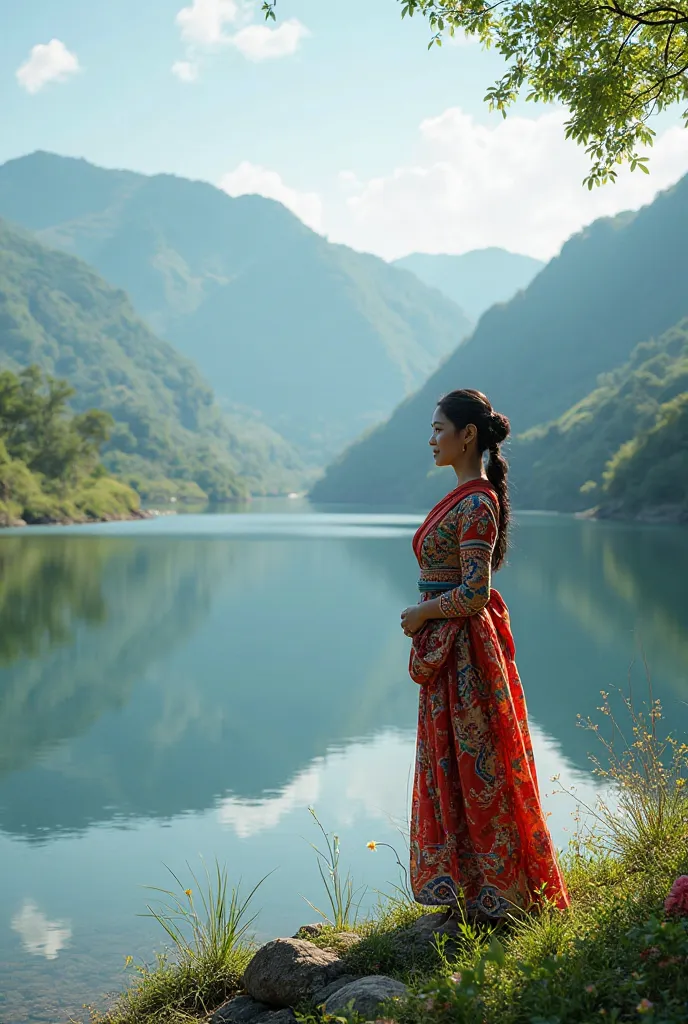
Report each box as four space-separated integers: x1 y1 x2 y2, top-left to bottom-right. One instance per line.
409 590 570 919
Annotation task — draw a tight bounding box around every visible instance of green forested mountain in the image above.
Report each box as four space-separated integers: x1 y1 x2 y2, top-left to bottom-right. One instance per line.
313 174 688 512
601 390 688 521
509 320 688 513
0 152 472 459
0 218 303 502
393 248 544 322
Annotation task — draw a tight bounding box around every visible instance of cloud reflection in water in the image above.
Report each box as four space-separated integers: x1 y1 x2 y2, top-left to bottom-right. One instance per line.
11 899 72 960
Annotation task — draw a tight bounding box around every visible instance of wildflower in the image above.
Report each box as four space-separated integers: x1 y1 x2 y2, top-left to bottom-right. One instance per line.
585 984 597 994
636 998 653 1013
124 955 133 966
640 947 660 960
367 841 377 850
450 972 462 984
664 875 688 917
185 889 193 897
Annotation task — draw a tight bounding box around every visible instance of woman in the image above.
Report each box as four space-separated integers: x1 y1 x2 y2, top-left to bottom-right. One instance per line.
400 389 569 923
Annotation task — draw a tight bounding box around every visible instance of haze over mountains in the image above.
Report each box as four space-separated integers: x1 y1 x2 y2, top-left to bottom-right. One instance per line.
393 249 544 322
0 218 303 501
1 150 686 517
0 152 475 461
314 175 688 521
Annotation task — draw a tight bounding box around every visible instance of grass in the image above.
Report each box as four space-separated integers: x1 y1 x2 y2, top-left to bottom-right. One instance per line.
298 806 367 931
87 685 688 1024
85 863 267 1024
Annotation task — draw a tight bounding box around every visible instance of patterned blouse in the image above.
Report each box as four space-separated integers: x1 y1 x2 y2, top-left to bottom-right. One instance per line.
418 491 499 619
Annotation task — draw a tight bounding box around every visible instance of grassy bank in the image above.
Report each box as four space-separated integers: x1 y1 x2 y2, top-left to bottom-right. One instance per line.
87 694 688 1024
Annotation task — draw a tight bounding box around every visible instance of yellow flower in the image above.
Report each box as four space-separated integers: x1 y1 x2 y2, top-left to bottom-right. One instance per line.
185 889 193 898
124 955 133 966
367 841 377 851
636 999 654 1014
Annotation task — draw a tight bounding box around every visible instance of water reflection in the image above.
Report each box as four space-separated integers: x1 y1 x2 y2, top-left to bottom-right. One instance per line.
1 512 687 1024
0 515 686 849
11 900 72 960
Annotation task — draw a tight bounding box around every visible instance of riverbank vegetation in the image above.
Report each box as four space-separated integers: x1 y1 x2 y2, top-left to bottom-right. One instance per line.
0 364 141 526
89 687 688 1024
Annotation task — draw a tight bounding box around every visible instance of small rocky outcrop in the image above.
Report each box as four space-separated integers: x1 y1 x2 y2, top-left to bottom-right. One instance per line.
242 938 348 1007
322 976 409 1017
211 994 271 1023
394 910 461 955
219 912 451 1023
211 995 297 1024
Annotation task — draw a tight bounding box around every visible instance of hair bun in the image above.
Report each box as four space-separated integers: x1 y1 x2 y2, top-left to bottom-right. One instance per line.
489 412 510 445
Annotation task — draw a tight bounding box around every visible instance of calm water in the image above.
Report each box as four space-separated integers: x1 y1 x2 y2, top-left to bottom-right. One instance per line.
1 502 687 1023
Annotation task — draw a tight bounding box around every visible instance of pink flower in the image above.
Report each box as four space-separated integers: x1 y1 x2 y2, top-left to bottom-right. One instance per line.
664 875 688 917
636 998 654 1014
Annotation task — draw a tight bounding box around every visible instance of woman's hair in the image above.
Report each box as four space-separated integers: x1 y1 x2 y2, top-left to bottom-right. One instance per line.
436 388 511 570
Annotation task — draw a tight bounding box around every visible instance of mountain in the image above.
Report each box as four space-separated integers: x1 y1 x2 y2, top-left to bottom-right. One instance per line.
393 248 544 322
0 152 473 460
0 218 303 501
312 174 688 508
509 319 688 514
601 389 688 522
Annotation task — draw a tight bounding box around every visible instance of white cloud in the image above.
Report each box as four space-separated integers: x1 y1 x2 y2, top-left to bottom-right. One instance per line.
219 161 324 232
176 0 239 46
172 60 199 82
174 1 309 70
332 106 688 260
11 900 72 960
230 19 310 61
16 39 80 95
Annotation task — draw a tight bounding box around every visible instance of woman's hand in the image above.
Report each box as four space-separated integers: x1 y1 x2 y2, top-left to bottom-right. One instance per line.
400 603 429 637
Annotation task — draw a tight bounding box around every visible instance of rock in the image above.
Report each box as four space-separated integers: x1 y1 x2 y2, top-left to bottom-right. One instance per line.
395 911 461 953
323 976 408 1017
311 975 359 1006
328 931 362 949
242 938 347 1008
211 995 272 1024
253 1011 297 1024
292 922 324 938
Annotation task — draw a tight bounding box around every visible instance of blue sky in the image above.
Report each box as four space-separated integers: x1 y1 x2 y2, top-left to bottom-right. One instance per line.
3 0 688 259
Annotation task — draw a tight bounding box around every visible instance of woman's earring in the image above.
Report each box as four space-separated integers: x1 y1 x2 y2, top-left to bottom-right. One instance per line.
462 443 467 453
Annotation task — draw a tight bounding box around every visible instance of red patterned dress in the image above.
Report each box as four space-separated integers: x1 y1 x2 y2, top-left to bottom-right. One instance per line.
409 479 569 919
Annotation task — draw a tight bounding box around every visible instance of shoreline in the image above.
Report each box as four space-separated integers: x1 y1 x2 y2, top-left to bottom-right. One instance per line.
0 507 159 529
578 501 688 525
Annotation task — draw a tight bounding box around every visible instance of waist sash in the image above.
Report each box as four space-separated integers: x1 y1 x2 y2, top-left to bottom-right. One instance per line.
417 580 456 594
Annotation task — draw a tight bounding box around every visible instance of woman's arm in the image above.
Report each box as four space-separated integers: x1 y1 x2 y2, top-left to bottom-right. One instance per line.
421 494 499 623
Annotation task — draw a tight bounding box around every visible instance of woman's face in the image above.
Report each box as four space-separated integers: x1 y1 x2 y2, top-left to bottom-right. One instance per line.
429 406 465 467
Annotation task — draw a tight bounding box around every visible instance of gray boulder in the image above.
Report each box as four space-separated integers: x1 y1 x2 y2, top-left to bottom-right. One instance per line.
253 1011 297 1024
395 910 461 954
323 976 408 1017
311 975 359 1006
242 938 347 1008
211 995 271 1024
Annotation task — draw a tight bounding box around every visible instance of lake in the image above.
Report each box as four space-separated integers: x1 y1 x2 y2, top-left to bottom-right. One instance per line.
1 501 687 1023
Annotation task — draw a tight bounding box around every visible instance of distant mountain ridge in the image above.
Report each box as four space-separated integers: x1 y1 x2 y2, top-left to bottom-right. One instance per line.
393 248 544 322
312 174 688 518
0 152 472 461
0 218 303 501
